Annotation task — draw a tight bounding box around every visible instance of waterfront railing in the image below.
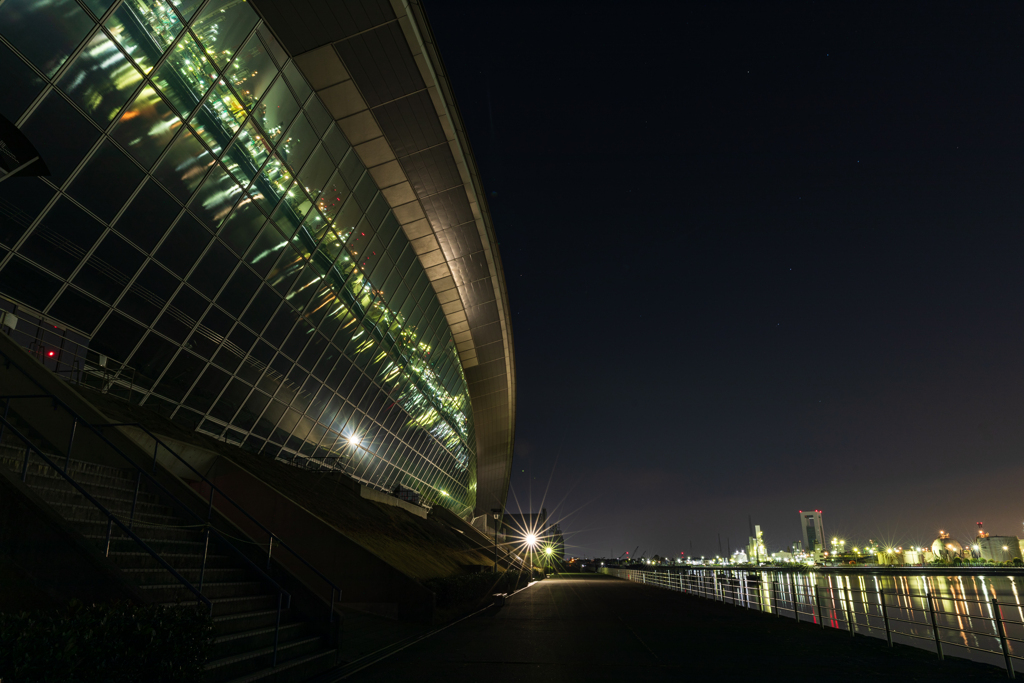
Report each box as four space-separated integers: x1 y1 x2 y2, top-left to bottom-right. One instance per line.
605 566 1023 678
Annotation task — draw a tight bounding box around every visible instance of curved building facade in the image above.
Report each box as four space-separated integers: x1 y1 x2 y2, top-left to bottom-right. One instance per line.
0 0 514 518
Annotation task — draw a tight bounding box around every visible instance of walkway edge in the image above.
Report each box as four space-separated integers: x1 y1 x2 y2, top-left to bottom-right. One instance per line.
319 580 539 681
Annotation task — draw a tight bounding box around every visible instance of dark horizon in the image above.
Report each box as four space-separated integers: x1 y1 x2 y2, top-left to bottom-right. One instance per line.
430 1 1024 558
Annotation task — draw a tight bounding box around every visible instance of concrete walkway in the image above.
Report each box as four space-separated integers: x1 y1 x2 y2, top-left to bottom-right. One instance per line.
348 574 1007 682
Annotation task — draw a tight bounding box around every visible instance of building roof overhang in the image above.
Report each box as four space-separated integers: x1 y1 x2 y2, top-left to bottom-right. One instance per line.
249 0 515 516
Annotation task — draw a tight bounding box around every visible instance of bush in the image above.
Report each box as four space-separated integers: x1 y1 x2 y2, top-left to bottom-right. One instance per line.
0 600 212 683
425 569 544 610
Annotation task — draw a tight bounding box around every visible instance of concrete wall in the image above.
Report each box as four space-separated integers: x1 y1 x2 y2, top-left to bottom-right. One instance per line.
192 457 436 621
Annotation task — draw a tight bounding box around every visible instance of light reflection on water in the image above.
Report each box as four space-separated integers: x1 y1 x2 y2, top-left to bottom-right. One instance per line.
622 568 1024 670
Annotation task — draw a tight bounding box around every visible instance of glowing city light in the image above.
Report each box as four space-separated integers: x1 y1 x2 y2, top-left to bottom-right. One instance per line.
525 534 537 547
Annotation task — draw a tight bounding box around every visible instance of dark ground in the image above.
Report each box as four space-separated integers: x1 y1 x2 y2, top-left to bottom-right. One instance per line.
344 574 1008 682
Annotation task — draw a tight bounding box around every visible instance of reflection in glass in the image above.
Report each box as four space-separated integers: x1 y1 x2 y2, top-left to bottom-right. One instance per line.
298 146 335 203
152 32 216 117
226 32 278 110
189 79 245 155
247 154 291 213
111 85 182 168
189 164 242 228
104 0 183 73
191 0 259 69
0 0 94 77
168 0 202 21
59 31 144 124
153 127 215 200
254 77 298 145
277 113 319 174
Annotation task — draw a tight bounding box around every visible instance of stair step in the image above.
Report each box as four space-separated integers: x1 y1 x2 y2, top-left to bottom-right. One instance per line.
141 581 269 601
213 609 292 635
27 482 171 510
220 648 337 683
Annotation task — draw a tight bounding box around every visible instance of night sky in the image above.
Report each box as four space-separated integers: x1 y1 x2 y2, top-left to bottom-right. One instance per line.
429 2 1024 559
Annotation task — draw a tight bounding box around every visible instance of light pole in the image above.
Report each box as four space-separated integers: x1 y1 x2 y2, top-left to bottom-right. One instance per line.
491 508 502 572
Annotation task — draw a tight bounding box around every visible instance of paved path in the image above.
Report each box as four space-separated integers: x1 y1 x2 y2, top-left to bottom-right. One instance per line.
349 574 1007 682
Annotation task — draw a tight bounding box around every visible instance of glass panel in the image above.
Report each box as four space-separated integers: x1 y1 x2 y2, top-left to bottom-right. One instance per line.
188 164 242 229
50 287 109 334
257 24 286 67
0 179 54 249
222 121 268 185
282 61 311 103
217 195 265 255
153 127 215 200
155 213 210 277
270 183 309 237
84 0 116 17
110 85 183 168
338 146 364 188
19 91 101 185
113 180 180 250
117 260 178 325
72 232 145 304
244 223 286 277
191 0 258 69
104 0 183 73
0 42 46 123
19 198 105 278
66 140 145 222
152 32 217 117
58 31 143 125
255 77 298 145
297 145 334 203
247 155 291 213
0 0 94 78
0 256 63 311
169 0 201 21
304 96 331 136
226 32 278 111
189 79 245 155
277 113 317 173
322 124 350 165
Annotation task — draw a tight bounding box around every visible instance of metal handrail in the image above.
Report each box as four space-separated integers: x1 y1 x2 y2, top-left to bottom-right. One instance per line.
0 342 343 609
98 420 341 618
609 566 1023 678
0 416 212 614
0 391 297 666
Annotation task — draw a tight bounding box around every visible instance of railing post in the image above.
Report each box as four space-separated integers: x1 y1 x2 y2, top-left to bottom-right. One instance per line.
21 444 30 482
926 590 944 661
0 399 9 445
128 470 142 530
846 587 856 636
198 526 211 591
880 590 893 647
993 598 1015 679
64 418 77 470
267 535 274 572
152 441 158 473
814 584 824 628
104 518 113 557
713 571 719 601
771 575 779 617
791 573 799 622
330 587 336 623
272 592 283 667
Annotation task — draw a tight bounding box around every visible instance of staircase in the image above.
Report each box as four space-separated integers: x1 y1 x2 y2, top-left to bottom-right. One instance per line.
0 416 340 683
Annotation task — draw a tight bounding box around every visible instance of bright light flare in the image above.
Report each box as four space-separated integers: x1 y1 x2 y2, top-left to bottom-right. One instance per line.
347 434 361 446
525 534 537 547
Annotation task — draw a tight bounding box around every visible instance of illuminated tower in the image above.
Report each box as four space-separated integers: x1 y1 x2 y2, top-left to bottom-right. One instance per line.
799 510 825 558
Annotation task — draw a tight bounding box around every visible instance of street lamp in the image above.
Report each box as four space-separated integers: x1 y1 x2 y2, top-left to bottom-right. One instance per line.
491 508 502 572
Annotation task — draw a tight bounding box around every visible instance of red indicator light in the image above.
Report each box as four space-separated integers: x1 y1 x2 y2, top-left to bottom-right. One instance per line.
47 351 55 357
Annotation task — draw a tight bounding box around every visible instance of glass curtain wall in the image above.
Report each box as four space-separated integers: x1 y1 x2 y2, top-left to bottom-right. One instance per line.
0 0 476 514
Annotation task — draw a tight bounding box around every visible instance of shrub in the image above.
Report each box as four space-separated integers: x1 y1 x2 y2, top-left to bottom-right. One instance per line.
425 569 544 610
0 600 212 683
